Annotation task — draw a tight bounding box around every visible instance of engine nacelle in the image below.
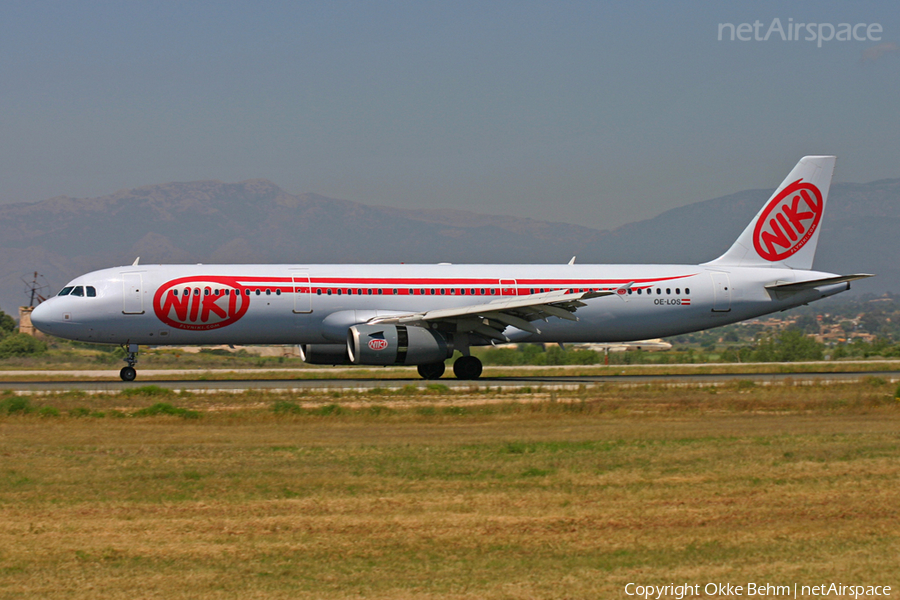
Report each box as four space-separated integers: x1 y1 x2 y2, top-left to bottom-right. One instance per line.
347 324 452 366
299 344 352 365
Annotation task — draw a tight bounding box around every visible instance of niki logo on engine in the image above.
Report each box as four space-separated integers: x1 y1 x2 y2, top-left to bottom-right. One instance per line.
154 276 251 330
753 178 823 261
368 339 389 351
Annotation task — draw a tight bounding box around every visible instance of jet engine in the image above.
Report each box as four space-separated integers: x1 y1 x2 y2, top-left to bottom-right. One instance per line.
299 344 352 365
347 324 452 366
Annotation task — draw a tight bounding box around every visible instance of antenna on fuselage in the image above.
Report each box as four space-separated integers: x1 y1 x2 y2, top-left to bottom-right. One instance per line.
132 257 140 266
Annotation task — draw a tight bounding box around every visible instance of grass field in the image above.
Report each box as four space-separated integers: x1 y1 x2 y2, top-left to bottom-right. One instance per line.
1 382 899 599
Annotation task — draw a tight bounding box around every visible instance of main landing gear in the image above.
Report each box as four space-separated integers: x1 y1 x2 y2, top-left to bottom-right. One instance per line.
416 356 483 380
417 362 445 380
119 344 139 382
452 356 483 380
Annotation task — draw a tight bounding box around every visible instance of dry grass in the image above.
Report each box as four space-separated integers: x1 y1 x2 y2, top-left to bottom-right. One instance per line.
1 382 899 599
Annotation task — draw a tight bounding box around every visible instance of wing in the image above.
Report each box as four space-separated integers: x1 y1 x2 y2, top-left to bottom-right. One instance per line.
368 285 631 342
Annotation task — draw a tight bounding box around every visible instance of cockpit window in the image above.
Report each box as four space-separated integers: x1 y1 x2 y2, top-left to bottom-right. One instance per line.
70 286 84 297
86 286 96 297
58 286 74 296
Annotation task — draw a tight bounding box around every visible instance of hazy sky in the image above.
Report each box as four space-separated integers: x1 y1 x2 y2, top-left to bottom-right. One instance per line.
2 1 898 229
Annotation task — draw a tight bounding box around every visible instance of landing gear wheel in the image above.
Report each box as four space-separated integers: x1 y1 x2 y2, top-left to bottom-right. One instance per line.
417 362 445 380
120 366 137 382
453 356 483 380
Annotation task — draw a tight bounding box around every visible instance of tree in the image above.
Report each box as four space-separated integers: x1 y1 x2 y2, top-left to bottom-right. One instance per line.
0 333 47 358
0 307 15 338
751 328 823 362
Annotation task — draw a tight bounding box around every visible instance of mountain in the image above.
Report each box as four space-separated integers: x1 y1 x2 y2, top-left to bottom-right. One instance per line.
1 177 897 316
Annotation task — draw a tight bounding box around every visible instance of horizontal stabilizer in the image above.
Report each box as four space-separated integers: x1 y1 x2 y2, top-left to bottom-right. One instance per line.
765 274 873 292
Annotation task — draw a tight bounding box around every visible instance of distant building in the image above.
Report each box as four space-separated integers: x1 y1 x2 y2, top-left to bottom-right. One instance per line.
18 306 35 336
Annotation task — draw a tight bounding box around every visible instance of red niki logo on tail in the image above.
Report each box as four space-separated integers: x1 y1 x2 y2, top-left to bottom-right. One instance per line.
154 277 251 331
752 179 823 262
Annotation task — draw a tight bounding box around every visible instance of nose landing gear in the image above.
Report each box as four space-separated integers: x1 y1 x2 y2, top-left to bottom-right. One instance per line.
119 344 139 381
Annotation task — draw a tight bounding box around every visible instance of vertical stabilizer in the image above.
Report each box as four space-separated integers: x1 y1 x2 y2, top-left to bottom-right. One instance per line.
705 156 835 270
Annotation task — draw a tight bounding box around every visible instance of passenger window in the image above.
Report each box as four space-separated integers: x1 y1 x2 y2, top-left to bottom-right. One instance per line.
86 286 96 297
317 289 322 295
656 288 661 294
327 289 332 295
255 289 261 295
58 287 74 296
685 288 690 294
666 288 671 295
71 286 84 297
204 289 210 296
393 289 398 295
378 289 383 295
637 289 642 295
676 288 681 294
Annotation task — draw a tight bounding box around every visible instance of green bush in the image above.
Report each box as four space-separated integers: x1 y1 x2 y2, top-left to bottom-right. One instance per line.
273 400 303 414
132 402 199 419
0 396 33 415
0 333 47 358
0 308 16 335
119 385 173 398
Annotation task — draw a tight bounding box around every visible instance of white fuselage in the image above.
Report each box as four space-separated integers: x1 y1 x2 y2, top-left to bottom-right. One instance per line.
31 262 847 347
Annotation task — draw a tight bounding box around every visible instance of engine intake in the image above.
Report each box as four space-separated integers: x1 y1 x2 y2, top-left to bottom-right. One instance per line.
347 324 452 365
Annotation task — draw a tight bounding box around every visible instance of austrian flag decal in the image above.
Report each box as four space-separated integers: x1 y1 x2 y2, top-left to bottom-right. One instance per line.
753 179 823 262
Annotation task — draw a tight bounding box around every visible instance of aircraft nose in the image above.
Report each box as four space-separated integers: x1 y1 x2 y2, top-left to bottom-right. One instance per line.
30 301 54 335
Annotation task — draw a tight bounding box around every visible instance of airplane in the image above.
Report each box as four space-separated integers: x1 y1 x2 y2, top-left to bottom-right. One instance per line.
31 156 871 382
574 339 673 353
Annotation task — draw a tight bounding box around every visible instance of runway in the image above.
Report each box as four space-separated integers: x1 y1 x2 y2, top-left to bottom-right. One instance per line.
3 369 899 394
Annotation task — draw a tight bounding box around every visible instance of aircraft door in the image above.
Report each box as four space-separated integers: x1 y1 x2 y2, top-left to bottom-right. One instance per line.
122 273 144 314
499 279 518 296
292 271 312 314
710 272 732 312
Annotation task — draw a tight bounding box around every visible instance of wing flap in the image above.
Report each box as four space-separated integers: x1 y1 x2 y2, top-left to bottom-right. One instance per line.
372 288 612 326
